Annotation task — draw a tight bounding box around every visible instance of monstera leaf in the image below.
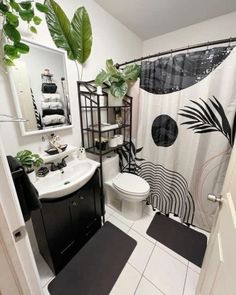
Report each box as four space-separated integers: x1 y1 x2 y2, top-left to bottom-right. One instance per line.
45 0 79 60
179 96 235 147
71 6 92 64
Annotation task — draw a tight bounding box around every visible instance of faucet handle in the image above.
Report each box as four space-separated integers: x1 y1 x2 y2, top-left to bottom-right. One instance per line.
45 162 57 171
61 155 69 167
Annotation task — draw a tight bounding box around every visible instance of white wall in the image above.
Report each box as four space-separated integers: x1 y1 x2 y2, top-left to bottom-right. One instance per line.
143 11 236 55
0 0 142 156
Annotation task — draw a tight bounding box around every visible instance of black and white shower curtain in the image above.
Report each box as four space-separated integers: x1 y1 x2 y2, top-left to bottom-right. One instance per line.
136 46 236 232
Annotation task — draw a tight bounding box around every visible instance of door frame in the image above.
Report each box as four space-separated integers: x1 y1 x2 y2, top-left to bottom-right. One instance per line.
0 135 43 295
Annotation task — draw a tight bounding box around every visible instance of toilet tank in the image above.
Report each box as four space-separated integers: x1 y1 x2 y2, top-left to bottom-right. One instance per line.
102 154 120 182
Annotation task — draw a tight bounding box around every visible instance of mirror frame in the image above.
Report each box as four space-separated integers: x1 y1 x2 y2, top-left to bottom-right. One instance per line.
8 38 73 136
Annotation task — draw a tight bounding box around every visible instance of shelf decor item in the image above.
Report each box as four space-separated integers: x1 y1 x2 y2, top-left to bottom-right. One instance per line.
95 59 140 100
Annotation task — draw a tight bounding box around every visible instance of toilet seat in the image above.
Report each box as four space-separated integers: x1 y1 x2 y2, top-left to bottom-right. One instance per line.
112 173 150 196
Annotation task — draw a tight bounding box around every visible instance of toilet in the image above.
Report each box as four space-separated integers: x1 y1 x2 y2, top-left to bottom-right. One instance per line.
102 154 150 220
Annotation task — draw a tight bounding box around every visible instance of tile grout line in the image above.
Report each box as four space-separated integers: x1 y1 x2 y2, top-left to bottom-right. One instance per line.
181 262 189 295
142 275 166 295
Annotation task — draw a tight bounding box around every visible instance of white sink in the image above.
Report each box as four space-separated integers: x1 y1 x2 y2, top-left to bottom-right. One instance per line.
35 158 100 200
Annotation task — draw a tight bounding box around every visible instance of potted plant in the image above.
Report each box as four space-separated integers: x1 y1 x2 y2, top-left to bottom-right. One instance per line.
15 150 43 182
0 0 48 66
95 59 140 105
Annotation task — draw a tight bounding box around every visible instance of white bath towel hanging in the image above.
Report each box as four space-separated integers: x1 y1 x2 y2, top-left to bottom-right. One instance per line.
42 114 66 126
42 101 63 110
42 93 61 102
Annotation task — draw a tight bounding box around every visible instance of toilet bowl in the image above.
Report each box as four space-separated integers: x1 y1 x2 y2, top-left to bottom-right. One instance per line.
103 154 150 220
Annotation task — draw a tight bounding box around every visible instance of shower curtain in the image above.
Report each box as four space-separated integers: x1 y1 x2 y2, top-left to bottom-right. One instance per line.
136 46 236 232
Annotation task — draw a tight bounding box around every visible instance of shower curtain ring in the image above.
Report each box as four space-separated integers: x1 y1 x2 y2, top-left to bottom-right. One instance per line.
170 49 173 58
229 37 232 47
206 41 210 51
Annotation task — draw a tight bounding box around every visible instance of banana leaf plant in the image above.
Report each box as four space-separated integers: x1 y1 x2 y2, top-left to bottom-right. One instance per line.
95 59 140 98
0 0 48 66
44 0 92 80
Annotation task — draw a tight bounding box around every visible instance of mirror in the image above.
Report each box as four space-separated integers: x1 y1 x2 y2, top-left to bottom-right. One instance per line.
9 39 72 136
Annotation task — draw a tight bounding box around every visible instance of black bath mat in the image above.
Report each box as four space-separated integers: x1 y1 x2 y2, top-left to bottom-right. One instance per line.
146 213 207 267
48 222 137 295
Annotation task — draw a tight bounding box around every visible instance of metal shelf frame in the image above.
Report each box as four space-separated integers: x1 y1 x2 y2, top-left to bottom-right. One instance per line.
77 81 133 222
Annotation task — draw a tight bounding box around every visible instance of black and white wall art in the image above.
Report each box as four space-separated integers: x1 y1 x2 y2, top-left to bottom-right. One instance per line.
136 46 236 231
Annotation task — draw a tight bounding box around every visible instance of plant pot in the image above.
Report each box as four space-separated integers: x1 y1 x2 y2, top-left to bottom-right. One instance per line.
27 170 37 183
108 92 123 107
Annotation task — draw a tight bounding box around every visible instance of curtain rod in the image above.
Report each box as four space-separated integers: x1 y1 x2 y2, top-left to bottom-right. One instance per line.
116 36 236 68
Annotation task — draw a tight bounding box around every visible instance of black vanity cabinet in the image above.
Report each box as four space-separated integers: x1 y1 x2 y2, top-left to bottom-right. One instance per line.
32 169 102 274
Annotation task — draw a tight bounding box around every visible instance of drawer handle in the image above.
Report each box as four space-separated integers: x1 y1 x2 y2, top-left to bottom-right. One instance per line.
72 201 77 206
78 196 84 200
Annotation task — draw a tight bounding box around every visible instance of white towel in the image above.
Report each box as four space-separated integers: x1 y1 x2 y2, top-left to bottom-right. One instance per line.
42 93 61 102
42 101 63 110
43 115 66 126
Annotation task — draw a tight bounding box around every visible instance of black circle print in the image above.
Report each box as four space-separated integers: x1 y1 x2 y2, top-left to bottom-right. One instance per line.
151 115 178 147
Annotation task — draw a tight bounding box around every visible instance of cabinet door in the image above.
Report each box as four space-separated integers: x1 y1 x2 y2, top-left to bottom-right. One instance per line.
41 198 75 258
70 177 99 237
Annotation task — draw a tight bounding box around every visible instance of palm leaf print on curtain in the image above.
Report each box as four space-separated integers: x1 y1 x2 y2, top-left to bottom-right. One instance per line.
179 96 235 147
136 46 236 231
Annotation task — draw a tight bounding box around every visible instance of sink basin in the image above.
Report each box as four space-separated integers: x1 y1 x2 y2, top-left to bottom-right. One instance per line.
35 158 100 200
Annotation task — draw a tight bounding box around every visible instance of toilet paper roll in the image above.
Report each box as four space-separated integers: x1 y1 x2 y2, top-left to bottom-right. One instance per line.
114 134 123 145
108 137 117 148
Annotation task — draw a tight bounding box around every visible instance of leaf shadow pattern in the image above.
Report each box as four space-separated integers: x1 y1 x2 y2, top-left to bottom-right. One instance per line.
117 141 144 174
178 96 236 147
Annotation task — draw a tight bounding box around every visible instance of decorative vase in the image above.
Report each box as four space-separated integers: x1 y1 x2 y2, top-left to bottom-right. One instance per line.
108 92 123 107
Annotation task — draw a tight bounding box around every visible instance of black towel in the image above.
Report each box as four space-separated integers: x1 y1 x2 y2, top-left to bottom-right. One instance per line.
7 156 41 221
42 108 64 117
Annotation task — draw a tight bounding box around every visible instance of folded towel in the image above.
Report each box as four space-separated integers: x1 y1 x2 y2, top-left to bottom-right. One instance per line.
43 114 66 126
7 156 41 222
42 93 61 102
43 109 64 117
42 101 63 110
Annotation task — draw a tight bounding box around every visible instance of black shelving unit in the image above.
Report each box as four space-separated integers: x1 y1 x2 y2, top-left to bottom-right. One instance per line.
77 80 133 222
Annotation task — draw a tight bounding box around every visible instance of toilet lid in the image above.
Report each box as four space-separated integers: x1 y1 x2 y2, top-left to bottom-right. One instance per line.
113 173 150 195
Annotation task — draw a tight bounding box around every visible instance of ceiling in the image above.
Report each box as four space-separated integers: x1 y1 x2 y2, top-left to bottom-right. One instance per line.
95 0 236 40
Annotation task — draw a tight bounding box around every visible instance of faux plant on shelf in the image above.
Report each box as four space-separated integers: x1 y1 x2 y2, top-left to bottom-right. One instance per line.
117 142 144 174
15 150 43 173
44 0 92 80
0 0 48 66
95 59 140 98
179 96 236 147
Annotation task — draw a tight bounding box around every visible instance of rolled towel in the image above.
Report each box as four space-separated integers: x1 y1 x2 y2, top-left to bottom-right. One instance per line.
43 109 64 117
43 114 66 126
42 101 63 110
42 93 61 102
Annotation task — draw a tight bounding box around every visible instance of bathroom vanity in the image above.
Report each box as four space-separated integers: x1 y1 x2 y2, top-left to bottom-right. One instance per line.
32 169 102 274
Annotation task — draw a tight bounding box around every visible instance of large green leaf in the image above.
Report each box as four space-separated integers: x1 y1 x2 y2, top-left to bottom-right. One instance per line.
15 42 29 53
6 12 19 27
110 81 128 98
106 59 118 76
95 69 110 86
122 64 140 81
3 23 21 42
71 6 92 64
36 2 48 13
19 9 34 22
45 0 79 60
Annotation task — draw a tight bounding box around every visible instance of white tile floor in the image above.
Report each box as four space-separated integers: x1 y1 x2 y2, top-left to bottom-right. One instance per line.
38 205 209 295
